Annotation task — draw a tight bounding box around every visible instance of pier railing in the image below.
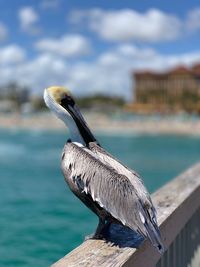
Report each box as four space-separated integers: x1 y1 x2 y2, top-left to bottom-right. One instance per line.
52 162 200 267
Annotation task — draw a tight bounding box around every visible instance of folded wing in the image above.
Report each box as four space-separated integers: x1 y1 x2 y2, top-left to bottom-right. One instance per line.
62 142 164 253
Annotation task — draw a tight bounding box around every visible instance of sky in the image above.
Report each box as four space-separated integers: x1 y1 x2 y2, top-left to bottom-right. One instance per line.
1 0 200 99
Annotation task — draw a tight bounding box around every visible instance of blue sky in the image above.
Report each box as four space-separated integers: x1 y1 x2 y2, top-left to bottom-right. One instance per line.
0 0 200 99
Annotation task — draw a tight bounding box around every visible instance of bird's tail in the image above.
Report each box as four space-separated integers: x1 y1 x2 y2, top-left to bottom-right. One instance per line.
138 205 164 254
143 218 164 254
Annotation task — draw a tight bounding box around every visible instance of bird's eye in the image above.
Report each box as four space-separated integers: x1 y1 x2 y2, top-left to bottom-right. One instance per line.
61 94 75 107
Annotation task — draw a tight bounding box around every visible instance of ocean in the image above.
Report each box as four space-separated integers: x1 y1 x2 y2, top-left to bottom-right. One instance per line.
1 129 200 267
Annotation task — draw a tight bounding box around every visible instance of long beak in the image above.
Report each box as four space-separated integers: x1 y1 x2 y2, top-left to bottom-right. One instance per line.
64 103 98 146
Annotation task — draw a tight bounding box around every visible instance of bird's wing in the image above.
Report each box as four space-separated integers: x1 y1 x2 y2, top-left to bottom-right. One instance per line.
88 142 163 252
62 142 153 235
89 142 151 204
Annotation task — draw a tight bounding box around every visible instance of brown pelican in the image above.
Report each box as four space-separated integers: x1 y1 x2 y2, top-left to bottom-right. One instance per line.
44 86 164 253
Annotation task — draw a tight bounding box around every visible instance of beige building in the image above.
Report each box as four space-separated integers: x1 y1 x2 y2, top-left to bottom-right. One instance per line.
130 64 200 113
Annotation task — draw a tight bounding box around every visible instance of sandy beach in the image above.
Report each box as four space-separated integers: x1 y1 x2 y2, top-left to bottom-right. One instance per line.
1 112 200 136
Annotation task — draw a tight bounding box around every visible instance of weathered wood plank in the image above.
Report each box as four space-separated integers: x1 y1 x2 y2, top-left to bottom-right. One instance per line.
52 162 200 267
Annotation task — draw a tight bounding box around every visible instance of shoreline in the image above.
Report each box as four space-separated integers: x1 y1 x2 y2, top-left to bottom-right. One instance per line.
1 112 200 136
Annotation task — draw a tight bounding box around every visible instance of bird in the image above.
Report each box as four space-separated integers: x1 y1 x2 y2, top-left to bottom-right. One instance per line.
44 86 164 254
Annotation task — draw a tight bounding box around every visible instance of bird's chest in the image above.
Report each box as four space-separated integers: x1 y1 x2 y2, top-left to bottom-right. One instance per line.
61 149 86 196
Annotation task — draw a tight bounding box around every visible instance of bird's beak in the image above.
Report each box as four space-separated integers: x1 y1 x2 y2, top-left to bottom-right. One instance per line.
61 98 97 146
65 103 87 128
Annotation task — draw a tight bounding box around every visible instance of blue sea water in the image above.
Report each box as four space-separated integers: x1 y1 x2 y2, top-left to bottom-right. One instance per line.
0 129 200 267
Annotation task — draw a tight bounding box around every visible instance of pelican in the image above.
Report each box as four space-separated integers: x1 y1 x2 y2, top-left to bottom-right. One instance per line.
44 86 164 253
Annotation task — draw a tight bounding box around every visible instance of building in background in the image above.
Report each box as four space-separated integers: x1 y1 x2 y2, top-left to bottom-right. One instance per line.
0 83 30 113
129 64 200 114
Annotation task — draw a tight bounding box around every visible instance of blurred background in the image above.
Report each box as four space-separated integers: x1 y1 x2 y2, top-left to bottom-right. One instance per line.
1 0 200 266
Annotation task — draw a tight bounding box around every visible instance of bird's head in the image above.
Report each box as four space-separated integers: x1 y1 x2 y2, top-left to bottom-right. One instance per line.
44 86 75 120
44 86 96 145
45 86 72 104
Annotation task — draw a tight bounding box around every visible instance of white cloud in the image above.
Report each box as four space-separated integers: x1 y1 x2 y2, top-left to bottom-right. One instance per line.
35 34 92 57
0 52 69 93
15 53 68 91
69 8 182 42
0 45 26 65
186 8 200 31
0 22 8 41
18 6 40 34
40 0 60 9
66 49 200 99
1 44 200 99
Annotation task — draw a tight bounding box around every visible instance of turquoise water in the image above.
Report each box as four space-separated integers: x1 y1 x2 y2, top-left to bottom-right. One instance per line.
1 129 200 266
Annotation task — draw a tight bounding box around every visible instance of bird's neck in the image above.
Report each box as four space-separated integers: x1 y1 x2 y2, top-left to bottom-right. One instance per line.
64 115 96 146
64 117 84 144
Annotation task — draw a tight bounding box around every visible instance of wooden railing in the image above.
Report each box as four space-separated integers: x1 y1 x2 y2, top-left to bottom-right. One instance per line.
51 163 200 267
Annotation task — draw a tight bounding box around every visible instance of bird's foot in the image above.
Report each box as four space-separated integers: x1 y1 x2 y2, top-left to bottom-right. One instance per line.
84 232 104 241
84 233 94 241
84 220 111 241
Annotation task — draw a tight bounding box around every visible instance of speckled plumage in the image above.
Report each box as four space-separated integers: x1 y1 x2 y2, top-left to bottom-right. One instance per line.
61 141 163 252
